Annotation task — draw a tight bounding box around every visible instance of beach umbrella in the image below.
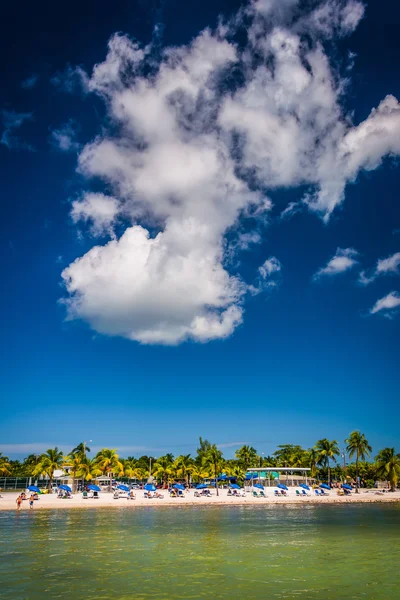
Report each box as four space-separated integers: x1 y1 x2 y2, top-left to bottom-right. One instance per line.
88 484 101 492
59 484 72 492
229 484 240 489
254 483 264 490
299 484 310 490
173 484 185 490
320 483 331 490
342 484 352 490
277 483 288 490
117 484 129 492
27 486 41 493
144 484 156 491
196 484 207 489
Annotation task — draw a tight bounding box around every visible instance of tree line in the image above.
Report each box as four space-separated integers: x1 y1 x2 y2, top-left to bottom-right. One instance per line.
1 432 399 493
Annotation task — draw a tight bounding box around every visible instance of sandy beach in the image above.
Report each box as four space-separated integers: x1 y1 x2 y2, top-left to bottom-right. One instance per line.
2 489 400 510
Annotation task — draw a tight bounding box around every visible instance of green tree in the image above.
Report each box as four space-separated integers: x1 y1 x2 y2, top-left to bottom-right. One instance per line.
375 448 400 492
173 454 194 485
196 437 211 465
314 439 340 485
235 445 258 471
76 457 102 483
63 454 84 493
345 431 372 494
33 448 64 489
95 449 124 490
204 444 224 497
152 456 173 487
71 442 91 459
0 453 11 476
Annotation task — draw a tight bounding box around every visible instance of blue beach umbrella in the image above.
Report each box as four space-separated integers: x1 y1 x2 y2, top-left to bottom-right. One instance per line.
277 484 288 490
88 484 101 492
117 484 129 492
173 484 185 490
320 483 331 490
59 484 72 492
144 484 156 491
196 484 207 489
342 484 352 490
299 484 310 490
27 486 41 493
229 484 240 489
254 483 264 490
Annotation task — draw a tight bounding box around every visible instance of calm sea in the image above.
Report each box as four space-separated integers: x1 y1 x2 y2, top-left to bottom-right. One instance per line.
1 504 399 599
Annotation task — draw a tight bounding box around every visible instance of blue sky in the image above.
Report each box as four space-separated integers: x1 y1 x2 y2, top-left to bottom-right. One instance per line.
1 0 400 460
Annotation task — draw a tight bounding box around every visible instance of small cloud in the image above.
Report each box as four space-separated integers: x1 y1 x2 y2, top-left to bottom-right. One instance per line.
50 120 80 152
0 110 34 151
51 65 89 94
71 192 121 236
314 248 359 279
358 251 400 285
370 291 400 316
280 201 303 220
21 74 38 89
250 256 282 295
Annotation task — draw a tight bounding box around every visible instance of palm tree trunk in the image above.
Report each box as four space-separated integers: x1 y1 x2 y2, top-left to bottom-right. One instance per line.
355 452 359 494
215 465 219 496
327 463 331 486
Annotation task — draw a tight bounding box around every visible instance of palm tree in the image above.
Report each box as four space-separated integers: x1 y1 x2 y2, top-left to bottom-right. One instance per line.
173 454 194 485
0 453 11 476
72 442 91 458
95 449 123 491
306 448 318 478
63 454 83 493
190 464 210 483
33 448 64 489
375 448 400 492
235 445 258 471
152 456 173 488
76 457 102 483
314 439 340 485
196 437 211 465
204 444 223 496
345 431 372 494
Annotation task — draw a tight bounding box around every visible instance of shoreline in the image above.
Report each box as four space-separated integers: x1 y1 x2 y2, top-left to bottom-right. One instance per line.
2 490 400 511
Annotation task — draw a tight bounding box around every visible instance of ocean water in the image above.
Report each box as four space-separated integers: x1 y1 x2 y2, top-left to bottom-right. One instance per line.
0 504 399 599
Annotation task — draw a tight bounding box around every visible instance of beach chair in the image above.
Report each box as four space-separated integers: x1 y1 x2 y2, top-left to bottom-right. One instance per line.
280 490 287 496
93 491 99 499
296 490 302 497
274 490 280 497
320 489 329 496
252 490 260 498
259 490 267 498
314 489 321 496
301 489 310 497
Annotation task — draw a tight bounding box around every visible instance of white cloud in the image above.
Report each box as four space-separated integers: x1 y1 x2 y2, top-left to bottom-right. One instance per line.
51 64 89 94
51 120 80 152
314 248 358 278
61 0 400 344
376 252 400 275
259 256 282 279
21 74 38 89
370 291 400 315
358 251 400 285
1 110 34 150
70 192 121 236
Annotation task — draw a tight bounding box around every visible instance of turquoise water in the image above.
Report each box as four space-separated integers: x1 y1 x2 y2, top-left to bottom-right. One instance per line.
1 504 399 599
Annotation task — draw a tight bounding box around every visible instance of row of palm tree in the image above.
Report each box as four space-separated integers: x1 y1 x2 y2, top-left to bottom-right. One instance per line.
2 433 400 492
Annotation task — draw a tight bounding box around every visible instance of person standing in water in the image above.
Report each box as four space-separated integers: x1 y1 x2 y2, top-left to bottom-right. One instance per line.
29 494 34 509
16 495 22 510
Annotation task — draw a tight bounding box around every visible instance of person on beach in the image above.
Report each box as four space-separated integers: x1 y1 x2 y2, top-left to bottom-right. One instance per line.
29 494 34 509
16 495 22 510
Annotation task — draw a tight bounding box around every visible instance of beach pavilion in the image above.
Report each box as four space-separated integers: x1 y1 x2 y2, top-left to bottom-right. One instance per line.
246 467 313 487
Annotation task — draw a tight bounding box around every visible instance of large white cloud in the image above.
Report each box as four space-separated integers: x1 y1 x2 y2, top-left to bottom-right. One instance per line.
62 0 400 344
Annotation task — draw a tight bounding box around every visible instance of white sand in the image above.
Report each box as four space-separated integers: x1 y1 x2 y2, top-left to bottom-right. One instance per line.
2 489 400 510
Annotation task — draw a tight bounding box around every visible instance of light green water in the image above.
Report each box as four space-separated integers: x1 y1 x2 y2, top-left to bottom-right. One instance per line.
1 504 399 599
